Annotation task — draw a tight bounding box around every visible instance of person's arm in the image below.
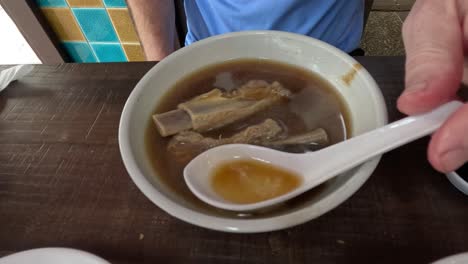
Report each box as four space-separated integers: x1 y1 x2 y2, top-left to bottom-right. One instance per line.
398 0 468 172
126 0 179 61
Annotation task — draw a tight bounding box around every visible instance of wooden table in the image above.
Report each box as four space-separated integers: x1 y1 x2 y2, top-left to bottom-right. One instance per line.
0 59 467 264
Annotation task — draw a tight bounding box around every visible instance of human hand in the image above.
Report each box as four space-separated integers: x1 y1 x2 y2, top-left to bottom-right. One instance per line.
398 0 468 173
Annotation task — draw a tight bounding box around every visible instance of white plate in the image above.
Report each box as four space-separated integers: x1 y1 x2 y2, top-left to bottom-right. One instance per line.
432 252 468 264
0 248 109 264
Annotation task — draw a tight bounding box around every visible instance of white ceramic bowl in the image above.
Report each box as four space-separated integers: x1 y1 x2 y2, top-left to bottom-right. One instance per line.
119 31 388 233
432 252 468 264
0 248 109 264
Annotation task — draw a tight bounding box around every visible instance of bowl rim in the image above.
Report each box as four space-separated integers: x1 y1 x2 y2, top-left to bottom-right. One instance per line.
432 252 468 264
118 30 388 233
0 248 110 264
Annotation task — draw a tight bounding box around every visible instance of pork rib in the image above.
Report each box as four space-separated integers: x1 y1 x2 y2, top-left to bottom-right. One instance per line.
153 80 291 136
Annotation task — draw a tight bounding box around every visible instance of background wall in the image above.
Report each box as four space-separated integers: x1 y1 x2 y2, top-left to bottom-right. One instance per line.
35 0 145 63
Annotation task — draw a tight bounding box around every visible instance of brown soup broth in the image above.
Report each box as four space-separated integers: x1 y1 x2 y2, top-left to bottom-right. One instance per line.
212 159 303 204
145 59 351 217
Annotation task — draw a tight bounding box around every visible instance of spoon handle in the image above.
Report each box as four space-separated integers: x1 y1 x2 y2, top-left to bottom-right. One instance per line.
304 101 463 187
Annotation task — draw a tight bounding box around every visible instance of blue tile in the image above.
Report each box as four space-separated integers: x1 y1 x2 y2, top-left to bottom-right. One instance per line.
90 43 127 62
62 42 97 63
35 0 67 7
72 8 118 42
103 0 126 7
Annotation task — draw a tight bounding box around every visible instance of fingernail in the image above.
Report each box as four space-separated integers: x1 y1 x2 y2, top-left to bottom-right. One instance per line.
441 149 468 172
403 81 427 95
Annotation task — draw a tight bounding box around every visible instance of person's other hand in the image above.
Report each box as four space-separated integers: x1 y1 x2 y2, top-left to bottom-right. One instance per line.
398 0 468 173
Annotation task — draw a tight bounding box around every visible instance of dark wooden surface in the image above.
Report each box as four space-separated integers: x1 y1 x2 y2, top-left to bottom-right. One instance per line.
0 59 467 264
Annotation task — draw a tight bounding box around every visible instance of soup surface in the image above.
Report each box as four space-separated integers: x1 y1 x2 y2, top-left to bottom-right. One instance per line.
146 58 350 217
211 159 302 204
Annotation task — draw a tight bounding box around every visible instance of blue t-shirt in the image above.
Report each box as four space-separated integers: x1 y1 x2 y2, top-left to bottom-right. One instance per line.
184 0 364 53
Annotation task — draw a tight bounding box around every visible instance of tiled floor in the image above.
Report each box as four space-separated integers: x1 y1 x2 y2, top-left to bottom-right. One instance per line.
0 6 41 64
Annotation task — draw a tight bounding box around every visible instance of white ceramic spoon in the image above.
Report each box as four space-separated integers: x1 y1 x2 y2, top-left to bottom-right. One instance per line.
184 101 463 211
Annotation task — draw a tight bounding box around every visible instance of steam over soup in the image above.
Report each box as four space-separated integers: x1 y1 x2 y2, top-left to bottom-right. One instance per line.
146 59 351 215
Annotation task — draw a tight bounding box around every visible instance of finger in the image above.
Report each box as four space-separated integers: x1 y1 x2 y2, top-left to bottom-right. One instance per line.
463 58 468 85
428 103 468 173
397 0 464 115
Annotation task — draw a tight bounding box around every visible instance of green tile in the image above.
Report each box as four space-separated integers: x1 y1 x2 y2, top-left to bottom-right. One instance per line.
103 0 126 7
90 43 127 62
62 41 97 62
72 8 118 42
35 0 68 7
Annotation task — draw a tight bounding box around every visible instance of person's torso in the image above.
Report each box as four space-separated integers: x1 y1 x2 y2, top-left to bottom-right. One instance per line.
183 0 364 52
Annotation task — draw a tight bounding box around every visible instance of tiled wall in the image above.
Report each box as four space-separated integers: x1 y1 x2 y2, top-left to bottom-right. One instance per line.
35 0 145 63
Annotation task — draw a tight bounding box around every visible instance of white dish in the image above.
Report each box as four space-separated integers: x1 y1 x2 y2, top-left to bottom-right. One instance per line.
0 248 109 264
119 30 388 233
432 252 468 264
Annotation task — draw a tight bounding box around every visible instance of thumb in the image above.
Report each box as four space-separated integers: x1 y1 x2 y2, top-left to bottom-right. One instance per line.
397 0 464 115
428 103 468 173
